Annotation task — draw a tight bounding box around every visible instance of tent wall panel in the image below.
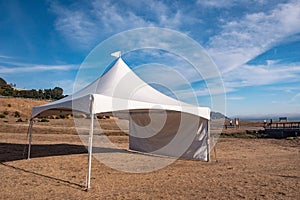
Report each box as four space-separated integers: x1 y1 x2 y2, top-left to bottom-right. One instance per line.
129 110 208 161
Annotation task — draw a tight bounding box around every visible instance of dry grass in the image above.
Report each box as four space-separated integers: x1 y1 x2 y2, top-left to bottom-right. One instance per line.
0 97 48 119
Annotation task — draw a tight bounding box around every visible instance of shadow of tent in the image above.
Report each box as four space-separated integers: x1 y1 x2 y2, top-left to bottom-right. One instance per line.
0 143 129 162
0 162 86 190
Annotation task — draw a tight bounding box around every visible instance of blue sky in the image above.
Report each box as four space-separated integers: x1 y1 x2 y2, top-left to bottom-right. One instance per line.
0 0 300 118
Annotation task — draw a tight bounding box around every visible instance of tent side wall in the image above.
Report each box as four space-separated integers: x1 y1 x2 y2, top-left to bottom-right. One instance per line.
129 110 209 161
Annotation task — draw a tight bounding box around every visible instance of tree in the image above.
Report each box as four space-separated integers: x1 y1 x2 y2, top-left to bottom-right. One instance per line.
52 87 64 99
1 84 13 96
0 77 64 99
0 77 7 87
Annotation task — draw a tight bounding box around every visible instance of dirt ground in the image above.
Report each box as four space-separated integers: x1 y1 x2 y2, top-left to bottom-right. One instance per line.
0 98 299 199
1 131 299 199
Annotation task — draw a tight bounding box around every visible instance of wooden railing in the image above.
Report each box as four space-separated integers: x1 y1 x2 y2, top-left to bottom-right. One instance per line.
266 121 300 130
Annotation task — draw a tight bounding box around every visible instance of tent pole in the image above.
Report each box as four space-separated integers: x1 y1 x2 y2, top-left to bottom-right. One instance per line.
87 113 94 189
207 121 210 162
213 140 218 162
86 95 94 190
27 119 33 160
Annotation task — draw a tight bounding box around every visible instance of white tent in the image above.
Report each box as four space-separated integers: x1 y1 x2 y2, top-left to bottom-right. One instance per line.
27 55 211 189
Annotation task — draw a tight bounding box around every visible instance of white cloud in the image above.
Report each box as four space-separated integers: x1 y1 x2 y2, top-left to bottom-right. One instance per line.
267 85 299 93
92 0 185 30
50 0 186 49
0 55 13 59
207 1 300 72
91 1 151 33
196 0 236 8
223 62 300 89
0 63 78 74
196 0 270 8
227 96 244 100
50 2 99 49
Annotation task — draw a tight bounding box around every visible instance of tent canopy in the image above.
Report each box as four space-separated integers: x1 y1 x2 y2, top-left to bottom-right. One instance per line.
31 57 210 120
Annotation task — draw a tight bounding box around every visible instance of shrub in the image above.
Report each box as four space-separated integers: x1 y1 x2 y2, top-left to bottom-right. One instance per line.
97 115 110 119
3 111 9 115
16 118 23 122
14 111 21 118
59 114 66 119
7 104 11 107
40 118 49 122
0 114 5 118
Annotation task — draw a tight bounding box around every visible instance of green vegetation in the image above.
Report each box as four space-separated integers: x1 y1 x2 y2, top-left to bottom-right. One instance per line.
97 115 110 119
0 114 5 118
59 114 66 119
16 118 23 122
0 77 65 100
14 111 21 118
39 118 49 122
0 77 7 87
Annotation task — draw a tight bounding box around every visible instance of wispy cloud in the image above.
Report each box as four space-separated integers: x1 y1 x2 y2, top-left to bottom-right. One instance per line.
49 0 186 49
0 62 78 74
0 55 13 59
196 0 273 8
49 1 99 49
196 0 236 8
223 62 300 90
207 1 300 72
227 96 244 100
267 85 300 93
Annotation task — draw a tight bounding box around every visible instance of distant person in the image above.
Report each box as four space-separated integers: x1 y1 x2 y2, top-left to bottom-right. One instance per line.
235 118 239 128
264 120 267 127
268 119 273 127
229 120 233 126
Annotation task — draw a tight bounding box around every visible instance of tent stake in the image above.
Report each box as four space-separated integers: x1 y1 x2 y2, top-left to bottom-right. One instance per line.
27 119 33 160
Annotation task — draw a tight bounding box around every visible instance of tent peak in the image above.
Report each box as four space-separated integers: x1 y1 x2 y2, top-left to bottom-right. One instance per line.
111 51 121 58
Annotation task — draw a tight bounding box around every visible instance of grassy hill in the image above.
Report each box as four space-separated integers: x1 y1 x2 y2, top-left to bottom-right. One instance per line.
0 97 48 120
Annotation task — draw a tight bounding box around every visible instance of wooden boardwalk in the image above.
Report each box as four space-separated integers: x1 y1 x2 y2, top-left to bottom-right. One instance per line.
265 121 300 138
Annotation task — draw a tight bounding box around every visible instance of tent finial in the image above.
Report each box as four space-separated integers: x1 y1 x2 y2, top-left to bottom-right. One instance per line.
111 51 121 58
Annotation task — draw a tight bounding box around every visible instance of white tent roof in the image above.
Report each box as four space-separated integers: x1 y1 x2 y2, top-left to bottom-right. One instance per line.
31 57 210 120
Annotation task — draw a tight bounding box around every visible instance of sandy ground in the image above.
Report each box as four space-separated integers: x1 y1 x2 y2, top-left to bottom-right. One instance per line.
0 98 299 199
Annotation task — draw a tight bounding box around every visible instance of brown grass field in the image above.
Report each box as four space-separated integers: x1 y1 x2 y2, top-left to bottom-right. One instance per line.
0 97 299 199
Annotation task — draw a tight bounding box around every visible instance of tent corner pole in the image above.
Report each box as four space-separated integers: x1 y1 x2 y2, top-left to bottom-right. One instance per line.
207 120 210 162
27 119 34 160
86 95 94 190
